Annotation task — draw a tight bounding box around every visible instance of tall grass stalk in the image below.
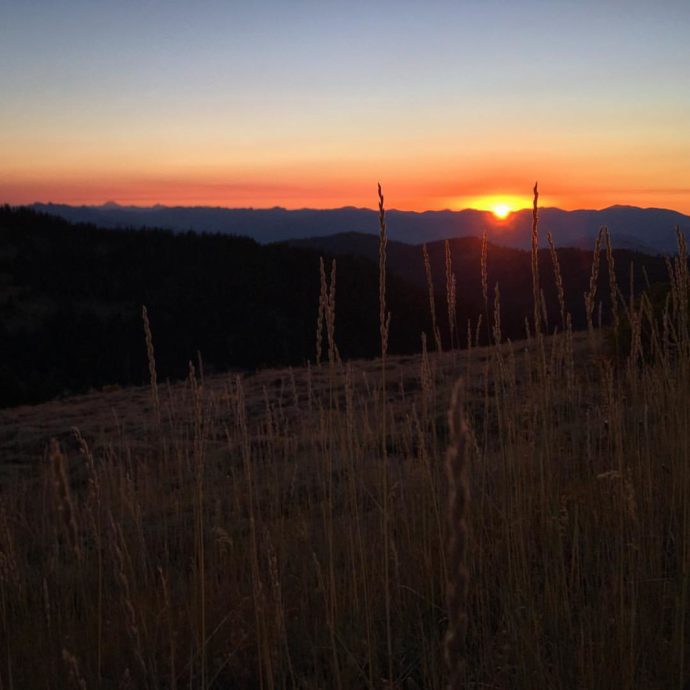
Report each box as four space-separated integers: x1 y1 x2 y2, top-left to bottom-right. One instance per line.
531 183 541 337
377 182 393 684
423 243 443 352
142 305 161 427
480 230 489 342
546 231 566 331
445 240 457 350
585 227 605 335
604 227 620 330
445 379 469 690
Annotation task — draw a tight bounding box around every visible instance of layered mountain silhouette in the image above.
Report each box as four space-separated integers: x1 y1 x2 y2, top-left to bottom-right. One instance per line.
0 205 674 407
29 202 689 253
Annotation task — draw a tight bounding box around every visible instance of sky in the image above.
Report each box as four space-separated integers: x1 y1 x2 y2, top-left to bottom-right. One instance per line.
1 0 690 212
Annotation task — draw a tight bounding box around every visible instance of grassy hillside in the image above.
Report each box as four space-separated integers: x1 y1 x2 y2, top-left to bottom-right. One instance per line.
1 200 690 688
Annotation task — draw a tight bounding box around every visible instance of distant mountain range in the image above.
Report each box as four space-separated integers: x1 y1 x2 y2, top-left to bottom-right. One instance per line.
26 202 690 253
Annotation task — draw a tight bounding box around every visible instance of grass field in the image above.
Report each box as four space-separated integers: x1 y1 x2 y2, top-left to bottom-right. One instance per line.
1 197 690 689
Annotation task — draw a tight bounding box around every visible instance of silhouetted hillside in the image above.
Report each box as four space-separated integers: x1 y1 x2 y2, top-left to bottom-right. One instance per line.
0 207 673 407
0 207 432 407
287 232 671 340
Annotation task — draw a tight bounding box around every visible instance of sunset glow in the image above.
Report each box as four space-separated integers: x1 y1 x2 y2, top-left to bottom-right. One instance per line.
1 3 689 212
458 194 535 217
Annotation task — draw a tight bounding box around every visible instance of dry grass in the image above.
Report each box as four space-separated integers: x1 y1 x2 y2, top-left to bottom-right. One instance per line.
444 379 469 690
422 244 443 353
0 201 689 689
445 240 457 351
586 227 605 335
531 182 542 337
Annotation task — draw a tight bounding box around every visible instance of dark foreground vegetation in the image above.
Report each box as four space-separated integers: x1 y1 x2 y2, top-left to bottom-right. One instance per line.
1 206 431 406
0 205 670 407
1 193 690 688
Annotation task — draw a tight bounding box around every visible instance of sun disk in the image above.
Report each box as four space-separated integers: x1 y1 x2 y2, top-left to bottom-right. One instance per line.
492 203 511 219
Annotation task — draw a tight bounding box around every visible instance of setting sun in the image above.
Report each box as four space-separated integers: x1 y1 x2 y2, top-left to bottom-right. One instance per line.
453 194 535 218
492 202 511 219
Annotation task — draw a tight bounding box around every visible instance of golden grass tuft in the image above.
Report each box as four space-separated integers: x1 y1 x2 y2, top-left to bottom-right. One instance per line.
531 182 541 336
423 243 443 352
444 378 469 690
604 227 620 330
445 240 457 350
585 227 605 334
142 304 161 426
48 438 80 561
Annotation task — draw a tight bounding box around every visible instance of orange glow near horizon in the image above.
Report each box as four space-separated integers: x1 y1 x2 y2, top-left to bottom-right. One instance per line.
455 194 537 216
2 122 689 212
1 171 688 214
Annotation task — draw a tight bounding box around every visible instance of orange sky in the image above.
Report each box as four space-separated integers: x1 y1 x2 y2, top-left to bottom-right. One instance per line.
2 2 689 214
3 159 689 213
2 116 688 212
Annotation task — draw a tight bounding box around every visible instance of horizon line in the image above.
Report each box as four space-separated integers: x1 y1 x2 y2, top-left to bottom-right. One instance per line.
15 200 690 217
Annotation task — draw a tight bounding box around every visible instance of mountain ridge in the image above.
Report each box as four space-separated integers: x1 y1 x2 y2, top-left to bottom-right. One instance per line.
20 201 690 253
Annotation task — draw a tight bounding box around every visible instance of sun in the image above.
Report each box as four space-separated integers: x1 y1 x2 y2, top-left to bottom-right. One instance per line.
492 203 511 219
452 194 531 219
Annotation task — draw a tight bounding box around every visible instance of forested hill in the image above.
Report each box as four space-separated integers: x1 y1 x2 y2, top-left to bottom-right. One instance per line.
0 207 430 407
287 231 671 332
0 206 672 407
